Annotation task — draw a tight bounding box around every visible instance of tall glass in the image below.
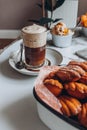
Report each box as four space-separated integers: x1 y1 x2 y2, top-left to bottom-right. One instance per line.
21 24 47 69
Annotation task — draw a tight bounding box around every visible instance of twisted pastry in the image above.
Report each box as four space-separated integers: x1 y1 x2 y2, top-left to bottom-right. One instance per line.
58 96 81 117
68 61 87 72
56 66 81 83
79 72 87 85
67 65 85 76
44 79 63 96
45 62 86 83
83 61 87 65
64 82 87 99
78 103 87 128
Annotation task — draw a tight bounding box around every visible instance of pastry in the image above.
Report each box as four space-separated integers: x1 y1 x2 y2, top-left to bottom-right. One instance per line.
83 61 87 65
44 79 63 96
58 96 81 117
55 66 81 83
64 82 87 99
78 103 87 128
35 64 87 128
45 62 86 83
67 65 85 76
68 61 87 72
46 70 58 79
79 72 87 85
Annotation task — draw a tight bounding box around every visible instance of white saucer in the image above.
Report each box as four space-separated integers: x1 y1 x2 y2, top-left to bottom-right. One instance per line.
9 48 63 76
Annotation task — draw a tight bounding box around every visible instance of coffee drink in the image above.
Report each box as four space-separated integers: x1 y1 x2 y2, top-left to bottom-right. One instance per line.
24 45 46 66
22 24 47 68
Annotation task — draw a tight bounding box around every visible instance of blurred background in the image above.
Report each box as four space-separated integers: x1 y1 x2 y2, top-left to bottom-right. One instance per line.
0 0 87 29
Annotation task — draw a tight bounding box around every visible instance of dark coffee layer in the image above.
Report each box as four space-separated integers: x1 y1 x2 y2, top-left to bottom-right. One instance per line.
24 45 46 67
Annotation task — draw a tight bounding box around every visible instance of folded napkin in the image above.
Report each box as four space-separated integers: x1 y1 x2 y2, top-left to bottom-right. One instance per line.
75 48 87 60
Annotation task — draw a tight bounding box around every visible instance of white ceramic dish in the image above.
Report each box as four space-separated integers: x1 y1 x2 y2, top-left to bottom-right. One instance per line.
51 31 74 48
33 88 86 130
9 48 63 75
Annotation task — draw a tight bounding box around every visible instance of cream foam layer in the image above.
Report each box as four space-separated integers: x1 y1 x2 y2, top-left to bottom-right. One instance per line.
22 31 47 48
22 24 47 34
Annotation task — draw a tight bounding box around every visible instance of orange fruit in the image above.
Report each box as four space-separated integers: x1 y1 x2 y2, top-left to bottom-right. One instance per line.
81 15 87 23
83 21 87 27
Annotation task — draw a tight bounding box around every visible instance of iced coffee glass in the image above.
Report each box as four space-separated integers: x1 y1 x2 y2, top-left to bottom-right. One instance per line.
21 24 47 69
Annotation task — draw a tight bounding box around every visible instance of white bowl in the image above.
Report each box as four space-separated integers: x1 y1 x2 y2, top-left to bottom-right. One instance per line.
51 31 74 48
33 65 86 130
33 88 86 130
82 27 87 37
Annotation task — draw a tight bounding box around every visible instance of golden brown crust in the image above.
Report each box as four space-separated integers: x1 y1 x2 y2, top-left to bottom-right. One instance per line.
79 72 87 85
59 98 71 116
67 65 85 76
56 66 81 83
83 61 87 65
68 61 87 72
46 71 58 79
78 103 87 128
44 79 63 96
64 82 87 99
58 96 81 117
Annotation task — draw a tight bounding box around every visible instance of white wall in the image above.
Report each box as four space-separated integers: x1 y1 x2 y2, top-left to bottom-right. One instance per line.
0 0 87 29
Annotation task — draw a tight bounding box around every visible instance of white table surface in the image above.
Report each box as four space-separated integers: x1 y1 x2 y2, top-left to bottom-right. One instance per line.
0 35 87 130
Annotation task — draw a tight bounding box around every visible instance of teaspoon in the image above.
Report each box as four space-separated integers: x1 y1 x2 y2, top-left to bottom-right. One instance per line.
15 43 25 69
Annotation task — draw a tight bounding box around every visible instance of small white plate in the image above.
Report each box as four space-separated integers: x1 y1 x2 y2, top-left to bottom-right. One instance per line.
9 48 63 76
